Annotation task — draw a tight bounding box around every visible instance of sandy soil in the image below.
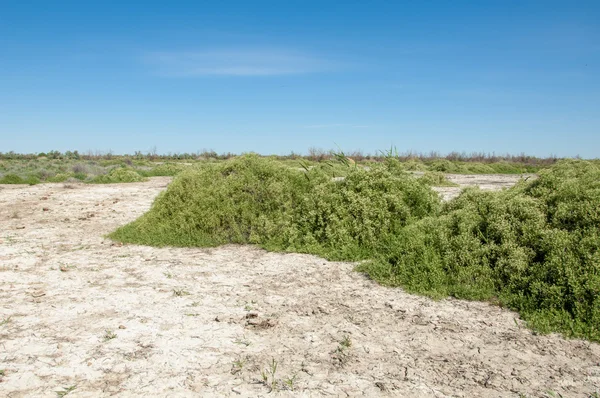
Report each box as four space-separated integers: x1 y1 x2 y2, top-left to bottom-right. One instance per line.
432 173 535 201
0 177 599 398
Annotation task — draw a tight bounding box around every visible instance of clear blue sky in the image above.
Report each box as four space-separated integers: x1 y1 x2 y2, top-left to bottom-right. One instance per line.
1 1 598 157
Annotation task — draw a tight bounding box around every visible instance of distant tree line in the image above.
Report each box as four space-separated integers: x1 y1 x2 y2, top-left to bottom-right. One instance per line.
0 148 568 166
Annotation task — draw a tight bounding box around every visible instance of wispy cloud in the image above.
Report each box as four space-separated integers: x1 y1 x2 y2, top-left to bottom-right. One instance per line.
303 123 371 129
144 48 333 77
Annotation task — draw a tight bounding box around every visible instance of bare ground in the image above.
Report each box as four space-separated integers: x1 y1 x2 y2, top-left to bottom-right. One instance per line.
0 177 599 398
432 173 535 201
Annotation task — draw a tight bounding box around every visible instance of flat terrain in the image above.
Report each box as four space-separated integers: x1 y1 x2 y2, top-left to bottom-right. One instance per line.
432 173 535 201
0 177 598 397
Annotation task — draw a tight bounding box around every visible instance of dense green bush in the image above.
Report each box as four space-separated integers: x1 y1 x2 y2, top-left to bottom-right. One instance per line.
91 168 146 183
425 160 533 174
418 171 459 187
73 172 88 181
359 160 600 341
47 173 71 183
0 174 26 184
110 155 440 260
110 155 316 246
402 159 427 171
280 163 441 259
429 159 459 172
138 163 188 177
461 163 496 174
0 173 39 185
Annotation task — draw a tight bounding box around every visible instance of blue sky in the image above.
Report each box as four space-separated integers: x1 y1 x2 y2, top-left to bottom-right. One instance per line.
1 1 598 157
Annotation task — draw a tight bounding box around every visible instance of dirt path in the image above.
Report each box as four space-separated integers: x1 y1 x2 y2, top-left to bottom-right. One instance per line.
1 178 599 397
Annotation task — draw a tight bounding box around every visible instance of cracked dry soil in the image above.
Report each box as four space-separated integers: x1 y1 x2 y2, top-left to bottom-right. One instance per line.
0 177 599 397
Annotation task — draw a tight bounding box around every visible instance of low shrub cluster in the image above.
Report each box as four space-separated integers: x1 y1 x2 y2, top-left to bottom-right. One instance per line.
426 159 535 174
0 158 192 184
109 156 599 341
280 162 441 259
418 171 458 187
91 168 147 183
111 155 315 246
110 155 440 260
138 163 189 177
359 159 600 341
46 173 71 183
0 173 40 185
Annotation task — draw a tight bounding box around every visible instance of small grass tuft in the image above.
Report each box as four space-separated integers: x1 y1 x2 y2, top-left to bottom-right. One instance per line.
233 335 251 347
172 288 191 297
340 335 352 349
55 385 77 397
260 358 280 392
103 330 117 341
231 357 246 375
283 374 298 391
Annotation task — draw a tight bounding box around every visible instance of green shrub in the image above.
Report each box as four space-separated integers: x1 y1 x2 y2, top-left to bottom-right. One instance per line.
26 175 41 185
359 160 600 341
72 163 89 175
401 159 426 171
280 164 441 260
110 154 440 261
36 169 54 181
460 163 496 174
485 162 525 174
98 159 128 167
138 163 188 177
0 174 25 184
427 161 541 175
73 172 88 181
429 159 461 173
47 173 70 183
0 174 39 185
110 155 316 246
91 168 146 183
419 171 458 187
461 162 528 174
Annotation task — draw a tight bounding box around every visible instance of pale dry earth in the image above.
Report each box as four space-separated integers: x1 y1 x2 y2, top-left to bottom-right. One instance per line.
0 177 599 398
432 173 535 201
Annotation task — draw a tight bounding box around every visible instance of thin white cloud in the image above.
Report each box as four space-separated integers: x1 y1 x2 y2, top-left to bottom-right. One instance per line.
144 49 333 77
303 123 371 129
